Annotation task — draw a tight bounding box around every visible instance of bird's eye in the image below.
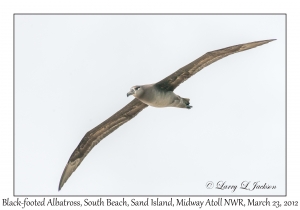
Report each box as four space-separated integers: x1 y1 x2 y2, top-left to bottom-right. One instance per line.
135 87 140 91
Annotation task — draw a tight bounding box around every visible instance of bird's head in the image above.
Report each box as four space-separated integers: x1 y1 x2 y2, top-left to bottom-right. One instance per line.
127 85 143 98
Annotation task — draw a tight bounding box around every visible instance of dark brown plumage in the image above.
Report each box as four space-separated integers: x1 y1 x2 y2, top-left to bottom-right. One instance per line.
155 39 275 91
58 99 147 190
58 39 275 191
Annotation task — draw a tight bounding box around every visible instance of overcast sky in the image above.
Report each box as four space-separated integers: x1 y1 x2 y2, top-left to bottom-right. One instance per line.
15 14 285 196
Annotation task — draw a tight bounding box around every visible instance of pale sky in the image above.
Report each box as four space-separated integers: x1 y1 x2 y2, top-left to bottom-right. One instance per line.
15 14 285 196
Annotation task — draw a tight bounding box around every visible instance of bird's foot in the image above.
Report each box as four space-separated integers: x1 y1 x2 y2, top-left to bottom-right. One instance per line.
186 105 193 109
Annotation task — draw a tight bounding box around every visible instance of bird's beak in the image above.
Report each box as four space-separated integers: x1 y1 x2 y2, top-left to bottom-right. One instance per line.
127 90 134 97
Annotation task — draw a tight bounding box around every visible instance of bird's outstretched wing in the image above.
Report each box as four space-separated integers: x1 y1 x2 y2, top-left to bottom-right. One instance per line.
58 98 148 191
155 39 276 91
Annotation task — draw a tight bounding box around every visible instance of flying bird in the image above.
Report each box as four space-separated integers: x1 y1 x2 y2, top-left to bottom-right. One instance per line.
58 39 275 190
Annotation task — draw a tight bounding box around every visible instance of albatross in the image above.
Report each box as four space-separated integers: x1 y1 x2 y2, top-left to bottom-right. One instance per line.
58 39 275 190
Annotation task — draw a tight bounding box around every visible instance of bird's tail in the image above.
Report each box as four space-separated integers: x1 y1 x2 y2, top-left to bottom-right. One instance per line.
182 98 190 105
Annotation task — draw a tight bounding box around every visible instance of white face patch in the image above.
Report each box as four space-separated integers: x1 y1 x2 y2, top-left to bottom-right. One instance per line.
131 86 141 94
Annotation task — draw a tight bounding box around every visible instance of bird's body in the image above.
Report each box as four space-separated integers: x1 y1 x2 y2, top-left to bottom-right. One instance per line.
127 84 191 108
58 39 275 191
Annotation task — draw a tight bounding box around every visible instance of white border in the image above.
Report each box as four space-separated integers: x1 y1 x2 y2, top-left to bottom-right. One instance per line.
1 1 299 209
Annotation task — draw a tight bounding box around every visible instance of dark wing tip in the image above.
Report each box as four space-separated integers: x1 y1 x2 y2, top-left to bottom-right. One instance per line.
259 39 276 42
258 39 277 44
264 39 276 42
58 159 80 191
238 39 276 51
58 165 67 191
58 175 63 191
58 174 65 191
260 39 276 44
58 182 63 191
